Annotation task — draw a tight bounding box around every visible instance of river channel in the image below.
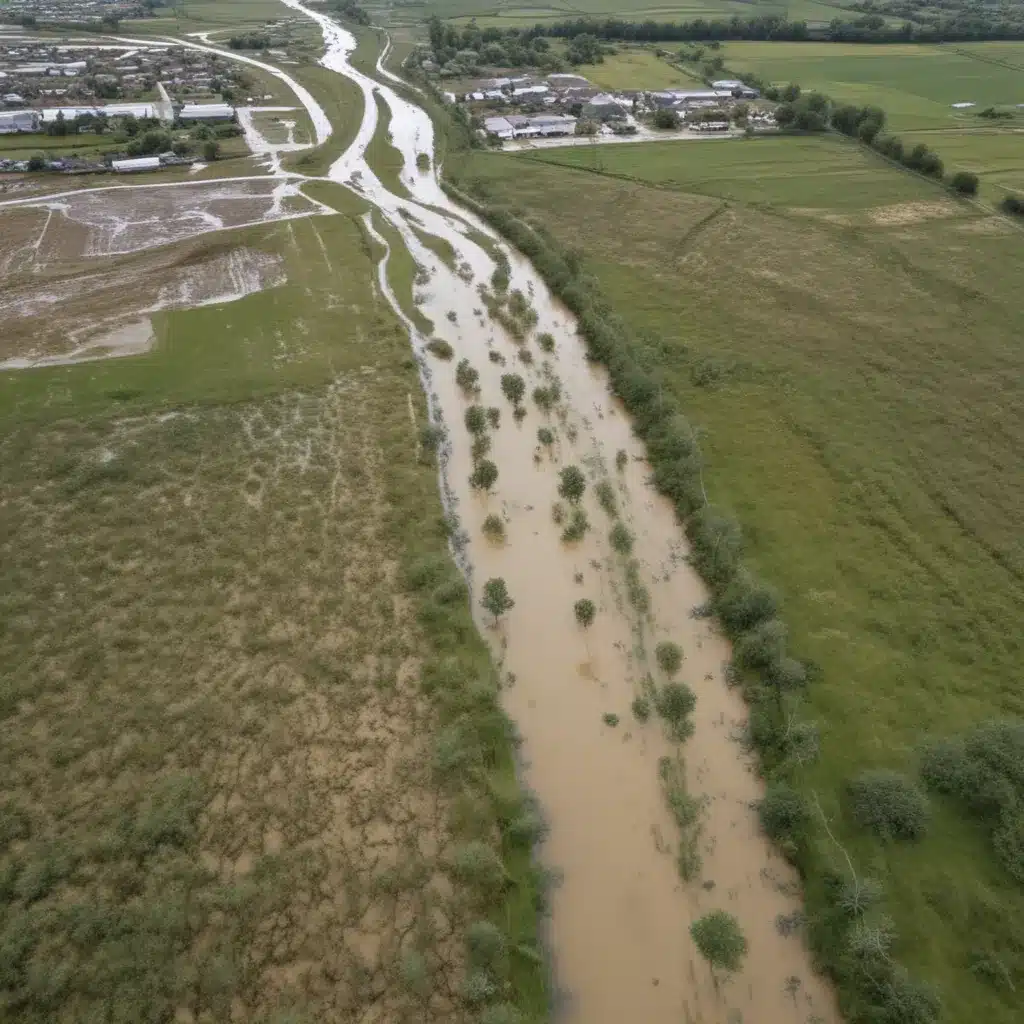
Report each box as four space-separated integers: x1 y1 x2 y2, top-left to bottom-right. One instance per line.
188 5 842 1020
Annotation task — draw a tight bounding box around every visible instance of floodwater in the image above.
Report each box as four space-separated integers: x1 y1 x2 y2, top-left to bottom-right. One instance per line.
4 5 840 1020
271 2 841 1021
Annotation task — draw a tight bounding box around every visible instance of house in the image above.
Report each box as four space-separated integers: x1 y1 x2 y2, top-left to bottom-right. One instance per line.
483 115 514 140
530 114 576 137
0 110 40 133
112 156 161 172
583 93 626 120
178 102 235 122
511 84 548 100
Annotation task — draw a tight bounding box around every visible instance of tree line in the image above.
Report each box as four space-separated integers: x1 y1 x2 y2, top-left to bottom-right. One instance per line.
482 13 1024 44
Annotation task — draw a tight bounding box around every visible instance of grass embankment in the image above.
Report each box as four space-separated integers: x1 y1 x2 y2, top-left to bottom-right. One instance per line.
445 139 1024 1024
369 92 413 199
0 197 546 1020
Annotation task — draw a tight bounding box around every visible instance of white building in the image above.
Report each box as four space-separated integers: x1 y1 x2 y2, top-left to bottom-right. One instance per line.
0 110 40 133
178 102 235 122
112 156 161 172
483 115 514 140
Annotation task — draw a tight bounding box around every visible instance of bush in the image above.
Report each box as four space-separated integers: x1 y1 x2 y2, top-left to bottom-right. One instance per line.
426 338 454 360
594 479 617 516
655 682 696 740
632 695 651 722
558 465 586 503
537 427 554 447
466 920 506 968
653 108 680 130
715 571 779 633
655 641 683 677
469 460 498 491
949 170 979 196
846 770 929 841
465 405 487 435
734 618 787 672
560 508 588 543
482 514 505 540
758 783 810 846
690 910 747 974
609 521 633 555
537 331 555 352
574 598 596 628
456 359 480 392
1001 193 1024 217
500 373 525 406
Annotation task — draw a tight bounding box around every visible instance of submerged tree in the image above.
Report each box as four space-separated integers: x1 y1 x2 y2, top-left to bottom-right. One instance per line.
558 465 586 504
574 598 596 629
482 577 514 624
691 910 747 978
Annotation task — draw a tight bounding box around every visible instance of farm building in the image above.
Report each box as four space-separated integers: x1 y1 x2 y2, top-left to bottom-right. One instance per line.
711 79 759 98
112 156 161 173
483 115 514 140
0 111 40 133
178 102 235 122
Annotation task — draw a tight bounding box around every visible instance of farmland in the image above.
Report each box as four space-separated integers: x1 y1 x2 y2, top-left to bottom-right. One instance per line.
721 41 1024 129
447 137 1024 1024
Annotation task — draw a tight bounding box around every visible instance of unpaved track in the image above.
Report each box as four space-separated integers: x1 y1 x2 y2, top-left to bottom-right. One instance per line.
1 9 840 1022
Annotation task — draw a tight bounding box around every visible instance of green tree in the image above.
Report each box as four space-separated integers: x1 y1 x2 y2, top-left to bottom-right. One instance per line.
482 578 514 624
558 465 586 504
465 405 487 435
500 373 526 406
950 170 979 196
655 641 683 676
653 107 680 130
202 138 220 161
574 598 595 629
691 910 747 976
469 460 498 492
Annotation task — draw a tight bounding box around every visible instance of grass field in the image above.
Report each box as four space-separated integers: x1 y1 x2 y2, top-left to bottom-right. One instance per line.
0 162 546 1024
722 41 1024 130
448 138 1024 1023
578 45 705 90
528 134 944 209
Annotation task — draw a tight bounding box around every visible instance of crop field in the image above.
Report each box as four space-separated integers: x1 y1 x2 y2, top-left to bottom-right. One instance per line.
448 139 1024 1024
421 0 850 28
578 45 705 90
0 185 545 1022
526 134 943 209
722 41 1024 130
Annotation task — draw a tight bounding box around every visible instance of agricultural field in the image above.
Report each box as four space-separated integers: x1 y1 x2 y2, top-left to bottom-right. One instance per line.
0 165 544 1023
429 0 851 27
448 138 1024 1024
722 41 1024 130
577 44 705 90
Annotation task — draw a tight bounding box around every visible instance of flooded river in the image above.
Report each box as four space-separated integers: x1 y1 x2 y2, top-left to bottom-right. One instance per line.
200 4 845 1020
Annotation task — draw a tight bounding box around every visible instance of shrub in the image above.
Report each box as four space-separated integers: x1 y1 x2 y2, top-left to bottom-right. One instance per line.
690 911 747 974
715 571 779 633
655 682 696 741
758 783 810 846
426 338 454 359
594 480 617 516
574 598 595 628
537 331 555 352
558 465 586 503
847 770 929 841
949 170 979 196
603 712 619 727
487 407 501 429
734 619 787 672
655 641 683 677
1001 193 1024 217
500 373 525 407
537 427 554 447
609 521 633 555
615 449 628 471
456 358 479 392
482 514 505 541
469 460 498 492
471 434 492 462
466 920 506 968
632 696 651 722
560 508 588 543
465 405 487 435
416 151 430 170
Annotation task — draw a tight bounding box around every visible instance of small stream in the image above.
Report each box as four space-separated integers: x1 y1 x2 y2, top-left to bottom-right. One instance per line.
167 7 844 1021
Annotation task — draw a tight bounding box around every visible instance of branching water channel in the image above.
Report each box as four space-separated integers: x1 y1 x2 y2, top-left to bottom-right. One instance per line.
19 4 840 1020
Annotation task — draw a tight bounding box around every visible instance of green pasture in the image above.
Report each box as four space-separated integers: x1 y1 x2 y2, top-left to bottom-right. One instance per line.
525 135 951 210
722 41 1024 129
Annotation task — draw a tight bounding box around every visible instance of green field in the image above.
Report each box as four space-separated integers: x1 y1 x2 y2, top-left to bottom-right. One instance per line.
448 137 1024 1023
722 41 1024 130
579 45 706 90
528 134 942 208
